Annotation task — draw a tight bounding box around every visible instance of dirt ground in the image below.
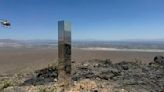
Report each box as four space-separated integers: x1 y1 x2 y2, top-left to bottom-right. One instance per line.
0 47 164 74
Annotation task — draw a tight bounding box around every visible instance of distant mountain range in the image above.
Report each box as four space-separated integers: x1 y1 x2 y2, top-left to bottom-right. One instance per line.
0 39 164 49
0 39 57 48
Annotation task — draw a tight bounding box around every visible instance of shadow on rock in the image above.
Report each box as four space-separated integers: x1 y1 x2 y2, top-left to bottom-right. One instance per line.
22 66 58 86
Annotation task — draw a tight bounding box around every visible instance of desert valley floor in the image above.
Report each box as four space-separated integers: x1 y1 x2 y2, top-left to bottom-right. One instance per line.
0 47 164 75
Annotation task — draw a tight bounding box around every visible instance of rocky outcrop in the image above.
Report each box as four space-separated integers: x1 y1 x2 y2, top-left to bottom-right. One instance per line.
72 58 164 92
0 56 164 92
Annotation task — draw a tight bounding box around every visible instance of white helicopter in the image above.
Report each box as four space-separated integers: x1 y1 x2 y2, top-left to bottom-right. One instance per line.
0 19 11 27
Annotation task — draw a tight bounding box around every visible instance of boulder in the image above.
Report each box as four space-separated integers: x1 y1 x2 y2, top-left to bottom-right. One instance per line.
154 56 164 65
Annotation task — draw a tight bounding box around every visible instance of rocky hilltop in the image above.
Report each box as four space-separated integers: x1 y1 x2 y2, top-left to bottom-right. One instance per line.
0 56 164 92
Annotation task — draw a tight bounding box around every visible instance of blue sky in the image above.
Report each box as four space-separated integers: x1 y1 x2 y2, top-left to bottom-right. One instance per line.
0 0 164 40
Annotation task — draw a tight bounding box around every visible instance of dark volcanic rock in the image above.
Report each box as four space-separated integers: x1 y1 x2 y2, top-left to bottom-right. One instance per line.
23 66 58 85
154 56 164 65
72 58 164 92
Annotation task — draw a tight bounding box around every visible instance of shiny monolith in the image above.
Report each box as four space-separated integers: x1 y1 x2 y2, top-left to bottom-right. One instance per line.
58 21 71 86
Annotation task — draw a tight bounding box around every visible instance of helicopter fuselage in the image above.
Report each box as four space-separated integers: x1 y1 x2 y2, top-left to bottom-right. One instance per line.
0 20 11 27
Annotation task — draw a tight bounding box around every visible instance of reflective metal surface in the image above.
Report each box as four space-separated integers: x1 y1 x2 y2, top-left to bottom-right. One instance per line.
58 21 71 86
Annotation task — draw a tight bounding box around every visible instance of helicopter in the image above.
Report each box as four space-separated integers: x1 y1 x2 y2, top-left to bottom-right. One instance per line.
0 19 11 27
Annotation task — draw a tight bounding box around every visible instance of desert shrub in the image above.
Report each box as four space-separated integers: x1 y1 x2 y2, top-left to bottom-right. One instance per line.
39 87 56 92
0 79 14 91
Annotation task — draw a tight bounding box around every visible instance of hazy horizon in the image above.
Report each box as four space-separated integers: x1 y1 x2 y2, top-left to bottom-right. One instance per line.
0 38 164 42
